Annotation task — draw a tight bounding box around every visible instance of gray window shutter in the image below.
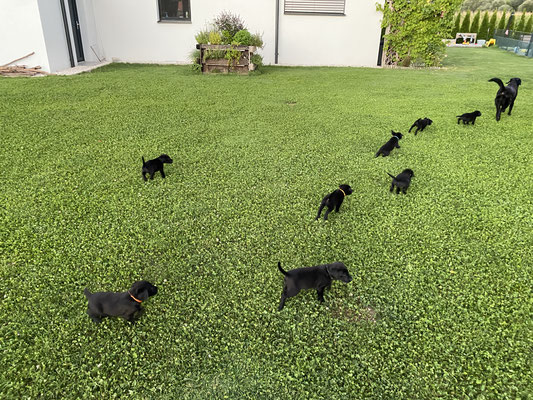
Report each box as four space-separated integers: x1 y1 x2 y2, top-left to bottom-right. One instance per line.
284 0 346 15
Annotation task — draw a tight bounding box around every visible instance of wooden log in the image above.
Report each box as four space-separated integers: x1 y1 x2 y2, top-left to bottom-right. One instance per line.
0 65 50 76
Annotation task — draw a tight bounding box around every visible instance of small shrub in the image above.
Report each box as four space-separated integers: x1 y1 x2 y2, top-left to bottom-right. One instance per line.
208 31 222 45
250 53 263 69
400 56 412 67
204 49 226 60
214 11 245 38
224 44 242 66
189 49 201 64
233 30 253 46
221 30 234 45
195 30 210 44
250 33 264 48
189 49 202 73
191 62 202 73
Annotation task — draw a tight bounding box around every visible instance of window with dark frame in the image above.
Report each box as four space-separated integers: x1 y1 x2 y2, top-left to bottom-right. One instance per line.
158 0 191 21
284 0 345 15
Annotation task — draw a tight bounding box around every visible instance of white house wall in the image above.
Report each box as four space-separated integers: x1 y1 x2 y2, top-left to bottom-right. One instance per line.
87 0 381 67
89 0 277 65
278 2 382 66
0 0 49 71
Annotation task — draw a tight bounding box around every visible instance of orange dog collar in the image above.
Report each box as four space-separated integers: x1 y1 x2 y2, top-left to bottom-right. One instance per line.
339 187 346 197
128 291 142 303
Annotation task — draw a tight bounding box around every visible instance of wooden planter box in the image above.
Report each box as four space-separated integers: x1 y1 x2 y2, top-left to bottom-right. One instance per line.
197 44 257 74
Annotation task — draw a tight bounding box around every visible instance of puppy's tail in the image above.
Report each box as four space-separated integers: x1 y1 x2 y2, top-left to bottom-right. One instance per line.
488 77 504 90
142 156 146 166
83 288 92 299
278 261 288 276
386 172 396 179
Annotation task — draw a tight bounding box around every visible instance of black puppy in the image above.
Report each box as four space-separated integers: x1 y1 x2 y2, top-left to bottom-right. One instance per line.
375 131 403 157
387 169 414 194
489 77 521 121
315 184 353 221
277 261 352 311
84 280 158 323
408 118 433 135
142 154 173 181
456 111 481 125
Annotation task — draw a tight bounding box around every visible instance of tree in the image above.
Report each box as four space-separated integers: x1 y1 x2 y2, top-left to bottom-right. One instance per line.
488 11 498 37
458 0 531 11
377 0 463 67
506 12 516 30
461 0 485 10
452 12 462 37
478 12 490 39
498 11 508 30
515 12 527 31
525 13 533 31
470 10 482 34
499 4 514 11
491 0 507 10
460 10 472 32
507 0 525 10
519 1 533 11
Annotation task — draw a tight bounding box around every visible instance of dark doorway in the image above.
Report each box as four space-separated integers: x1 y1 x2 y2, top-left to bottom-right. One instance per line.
68 0 84 62
377 27 385 67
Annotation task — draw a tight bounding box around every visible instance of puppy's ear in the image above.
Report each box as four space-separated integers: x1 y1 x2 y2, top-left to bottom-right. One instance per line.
136 289 150 301
130 281 151 301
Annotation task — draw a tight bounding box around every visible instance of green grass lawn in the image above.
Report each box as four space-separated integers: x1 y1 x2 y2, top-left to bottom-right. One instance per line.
0 47 531 399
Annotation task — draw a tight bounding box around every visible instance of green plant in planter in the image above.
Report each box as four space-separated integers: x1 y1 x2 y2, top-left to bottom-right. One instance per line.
208 31 222 45
225 43 242 67
193 11 265 72
250 33 264 48
221 30 233 44
233 29 252 45
214 11 245 38
205 49 226 60
195 30 210 44
233 30 264 47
